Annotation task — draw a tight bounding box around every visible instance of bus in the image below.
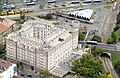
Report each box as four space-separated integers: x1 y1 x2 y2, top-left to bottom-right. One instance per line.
26 2 35 6
7 11 15 15
0 12 7 16
27 9 34 13
86 41 97 45
70 1 79 4
3 4 16 9
107 0 116 4
47 0 56 3
14 10 22 14
83 0 101 3
32 0 38 2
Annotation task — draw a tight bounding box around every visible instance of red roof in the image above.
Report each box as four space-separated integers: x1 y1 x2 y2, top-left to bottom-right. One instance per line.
0 59 11 68
0 19 15 33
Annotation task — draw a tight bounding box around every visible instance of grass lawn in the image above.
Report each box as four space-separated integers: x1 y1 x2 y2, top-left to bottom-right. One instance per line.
37 16 56 21
114 28 120 38
107 50 120 66
104 6 111 9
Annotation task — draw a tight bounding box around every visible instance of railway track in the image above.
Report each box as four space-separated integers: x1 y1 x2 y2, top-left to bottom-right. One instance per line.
101 57 119 78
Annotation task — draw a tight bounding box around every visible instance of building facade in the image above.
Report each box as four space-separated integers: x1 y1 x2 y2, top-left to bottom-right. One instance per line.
6 20 78 70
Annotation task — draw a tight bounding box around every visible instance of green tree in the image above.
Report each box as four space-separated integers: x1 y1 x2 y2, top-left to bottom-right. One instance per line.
78 32 85 41
116 12 120 24
72 53 105 78
0 43 5 59
114 25 119 32
17 62 24 70
107 38 114 44
45 13 53 20
72 58 82 73
107 74 114 78
77 76 85 78
39 69 51 77
114 60 120 74
20 13 25 24
92 35 102 42
91 48 105 56
117 37 120 42
0 43 5 54
0 0 3 12
111 32 117 43
99 73 107 78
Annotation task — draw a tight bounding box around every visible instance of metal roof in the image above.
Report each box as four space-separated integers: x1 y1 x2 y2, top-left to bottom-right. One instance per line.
70 9 93 19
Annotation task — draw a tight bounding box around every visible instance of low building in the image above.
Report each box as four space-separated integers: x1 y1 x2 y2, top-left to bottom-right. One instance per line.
0 18 15 44
69 9 93 21
6 19 78 70
0 59 17 78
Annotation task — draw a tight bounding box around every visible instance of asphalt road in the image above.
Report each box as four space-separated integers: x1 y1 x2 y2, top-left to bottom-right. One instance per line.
101 11 117 43
17 69 41 78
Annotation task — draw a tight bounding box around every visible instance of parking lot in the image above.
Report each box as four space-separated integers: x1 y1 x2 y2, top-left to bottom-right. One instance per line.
17 69 41 78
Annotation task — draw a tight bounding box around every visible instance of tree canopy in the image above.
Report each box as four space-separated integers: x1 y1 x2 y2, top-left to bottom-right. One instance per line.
99 73 107 78
92 35 102 42
114 60 120 74
107 38 114 44
39 69 51 77
0 43 5 54
107 74 114 78
45 13 53 20
0 0 3 12
91 47 105 57
111 32 117 43
78 32 85 41
72 53 105 78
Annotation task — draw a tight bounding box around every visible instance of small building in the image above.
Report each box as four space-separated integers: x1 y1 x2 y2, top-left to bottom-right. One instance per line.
69 9 94 21
0 18 15 44
0 59 17 78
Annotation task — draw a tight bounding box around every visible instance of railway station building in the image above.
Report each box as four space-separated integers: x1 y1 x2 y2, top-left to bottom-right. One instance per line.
69 9 94 21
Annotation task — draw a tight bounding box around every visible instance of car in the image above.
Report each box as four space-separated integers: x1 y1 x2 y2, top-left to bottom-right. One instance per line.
27 74 32 77
21 73 24 76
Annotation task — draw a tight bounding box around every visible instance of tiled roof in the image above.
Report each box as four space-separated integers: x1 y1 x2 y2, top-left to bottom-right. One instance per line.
0 59 11 68
0 19 15 33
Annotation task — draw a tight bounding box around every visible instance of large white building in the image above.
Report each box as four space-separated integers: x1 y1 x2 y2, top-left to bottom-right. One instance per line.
0 59 17 78
6 19 78 70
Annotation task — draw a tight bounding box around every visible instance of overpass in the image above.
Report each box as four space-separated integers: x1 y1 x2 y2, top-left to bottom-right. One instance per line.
78 41 118 51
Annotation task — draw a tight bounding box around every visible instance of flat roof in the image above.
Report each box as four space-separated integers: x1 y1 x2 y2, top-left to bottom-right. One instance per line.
69 9 93 19
50 66 69 77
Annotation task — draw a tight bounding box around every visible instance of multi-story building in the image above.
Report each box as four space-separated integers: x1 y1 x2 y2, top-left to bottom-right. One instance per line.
6 19 78 70
0 59 17 78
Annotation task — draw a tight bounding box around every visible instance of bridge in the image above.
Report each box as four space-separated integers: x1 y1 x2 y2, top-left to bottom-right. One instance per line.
78 41 118 51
